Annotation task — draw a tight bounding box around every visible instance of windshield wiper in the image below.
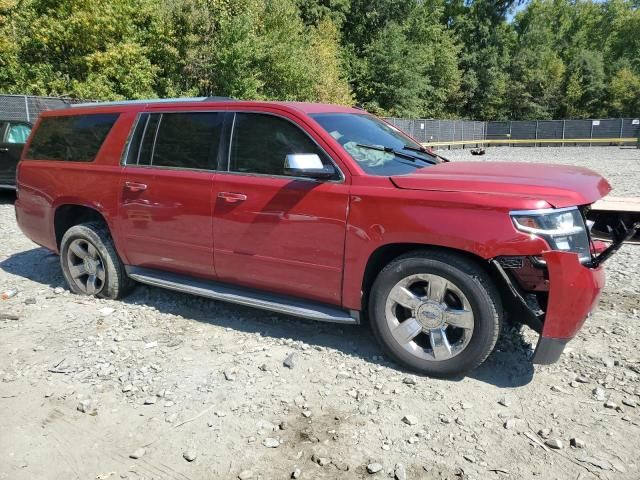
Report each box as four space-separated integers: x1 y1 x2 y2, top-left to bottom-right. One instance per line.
356 143 437 165
402 144 449 163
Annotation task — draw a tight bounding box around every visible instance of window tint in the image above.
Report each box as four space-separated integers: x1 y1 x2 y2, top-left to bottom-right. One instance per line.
5 123 31 144
27 114 119 162
152 113 222 169
123 113 149 165
136 114 160 166
128 112 222 170
229 113 333 176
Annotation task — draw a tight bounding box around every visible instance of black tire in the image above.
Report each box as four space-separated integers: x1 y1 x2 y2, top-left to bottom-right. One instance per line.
369 250 502 377
60 221 134 300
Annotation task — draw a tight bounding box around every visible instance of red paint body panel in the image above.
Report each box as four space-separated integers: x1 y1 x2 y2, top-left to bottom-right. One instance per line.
212 174 348 303
340 181 552 309
541 251 606 339
118 167 216 278
14 99 613 360
391 162 611 208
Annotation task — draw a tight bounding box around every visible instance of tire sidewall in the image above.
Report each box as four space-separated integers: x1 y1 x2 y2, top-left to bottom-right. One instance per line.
370 255 499 377
60 224 121 299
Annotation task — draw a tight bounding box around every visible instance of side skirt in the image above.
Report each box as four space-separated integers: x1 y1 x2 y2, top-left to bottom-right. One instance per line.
125 266 359 325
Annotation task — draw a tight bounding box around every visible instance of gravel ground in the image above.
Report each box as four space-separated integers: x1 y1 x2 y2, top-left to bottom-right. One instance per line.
1 146 639 480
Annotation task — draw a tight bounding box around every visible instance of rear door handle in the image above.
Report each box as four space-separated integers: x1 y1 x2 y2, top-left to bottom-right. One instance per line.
217 192 247 203
124 181 147 192
0 148 8 153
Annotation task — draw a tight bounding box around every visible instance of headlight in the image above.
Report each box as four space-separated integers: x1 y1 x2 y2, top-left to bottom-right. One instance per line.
510 207 591 262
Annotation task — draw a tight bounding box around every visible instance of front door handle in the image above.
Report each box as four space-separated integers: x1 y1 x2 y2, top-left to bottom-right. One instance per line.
0 148 8 153
124 181 147 192
217 192 247 203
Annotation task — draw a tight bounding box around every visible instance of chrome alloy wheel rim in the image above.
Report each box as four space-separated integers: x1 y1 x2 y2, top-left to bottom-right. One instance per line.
66 239 106 295
385 273 475 361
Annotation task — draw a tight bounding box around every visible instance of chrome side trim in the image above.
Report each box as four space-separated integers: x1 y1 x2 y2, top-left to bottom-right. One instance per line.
126 266 358 324
0 184 17 190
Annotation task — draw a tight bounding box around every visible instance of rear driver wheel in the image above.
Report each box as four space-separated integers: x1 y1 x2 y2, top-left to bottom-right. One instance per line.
60 222 133 300
369 250 502 377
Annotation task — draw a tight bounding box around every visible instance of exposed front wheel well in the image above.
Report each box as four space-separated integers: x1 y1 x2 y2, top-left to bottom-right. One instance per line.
54 205 108 249
361 244 507 314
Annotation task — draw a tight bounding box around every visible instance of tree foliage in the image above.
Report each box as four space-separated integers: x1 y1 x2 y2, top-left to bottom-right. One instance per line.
0 0 638 119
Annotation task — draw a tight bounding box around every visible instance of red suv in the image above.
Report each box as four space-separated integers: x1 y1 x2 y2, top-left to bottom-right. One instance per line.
14 98 626 377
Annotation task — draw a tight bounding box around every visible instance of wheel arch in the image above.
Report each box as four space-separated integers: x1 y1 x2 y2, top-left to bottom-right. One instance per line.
359 243 508 316
53 203 111 250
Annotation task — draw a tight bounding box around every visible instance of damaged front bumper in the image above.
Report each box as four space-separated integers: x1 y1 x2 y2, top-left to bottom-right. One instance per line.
532 250 605 364
493 214 638 365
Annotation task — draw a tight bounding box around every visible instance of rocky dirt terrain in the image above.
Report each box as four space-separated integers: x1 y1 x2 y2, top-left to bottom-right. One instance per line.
1 146 639 480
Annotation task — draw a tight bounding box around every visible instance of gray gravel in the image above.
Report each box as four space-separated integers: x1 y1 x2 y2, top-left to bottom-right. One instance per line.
1 146 639 479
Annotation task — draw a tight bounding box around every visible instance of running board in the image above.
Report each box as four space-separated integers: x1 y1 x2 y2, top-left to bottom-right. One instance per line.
125 266 358 324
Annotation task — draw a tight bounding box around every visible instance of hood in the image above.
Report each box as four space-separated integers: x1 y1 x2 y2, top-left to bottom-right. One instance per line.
390 161 611 208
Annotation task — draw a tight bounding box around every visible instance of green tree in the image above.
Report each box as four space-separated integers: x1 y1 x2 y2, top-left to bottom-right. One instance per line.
449 0 515 119
308 19 353 104
609 68 640 117
562 50 606 118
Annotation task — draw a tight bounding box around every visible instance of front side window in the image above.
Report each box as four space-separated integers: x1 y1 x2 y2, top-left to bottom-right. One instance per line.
27 113 119 162
310 113 439 176
5 123 31 144
127 112 222 170
229 113 336 177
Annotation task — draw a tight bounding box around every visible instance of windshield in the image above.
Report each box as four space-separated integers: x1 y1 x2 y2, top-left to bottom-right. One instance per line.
310 113 439 175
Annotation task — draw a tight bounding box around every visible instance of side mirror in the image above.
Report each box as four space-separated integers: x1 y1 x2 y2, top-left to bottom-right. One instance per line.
284 154 336 179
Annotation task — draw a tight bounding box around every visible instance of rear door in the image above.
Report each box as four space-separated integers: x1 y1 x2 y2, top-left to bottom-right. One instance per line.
118 111 225 279
212 112 349 305
0 121 31 186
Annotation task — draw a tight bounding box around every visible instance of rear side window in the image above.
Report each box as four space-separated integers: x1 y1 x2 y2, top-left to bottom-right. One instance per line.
127 112 222 170
229 113 332 176
27 113 119 162
5 123 31 144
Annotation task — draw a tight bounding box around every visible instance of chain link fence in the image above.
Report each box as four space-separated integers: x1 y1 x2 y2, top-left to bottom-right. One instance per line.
0 94 87 123
384 117 640 147
385 118 486 144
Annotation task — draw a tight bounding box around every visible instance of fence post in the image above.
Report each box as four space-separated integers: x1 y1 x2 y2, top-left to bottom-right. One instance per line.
24 95 30 122
452 121 456 151
590 121 594 147
561 120 565 147
461 121 464 149
508 121 512 147
619 118 624 146
535 120 539 147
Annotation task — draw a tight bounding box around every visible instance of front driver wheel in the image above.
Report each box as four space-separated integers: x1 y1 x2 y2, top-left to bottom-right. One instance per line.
369 250 502 377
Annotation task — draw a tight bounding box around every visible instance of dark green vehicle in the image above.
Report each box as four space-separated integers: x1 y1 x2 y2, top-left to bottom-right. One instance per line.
0 120 31 190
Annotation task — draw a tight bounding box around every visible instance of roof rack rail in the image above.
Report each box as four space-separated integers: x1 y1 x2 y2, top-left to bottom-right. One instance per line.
71 97 223 108
204 96 235 102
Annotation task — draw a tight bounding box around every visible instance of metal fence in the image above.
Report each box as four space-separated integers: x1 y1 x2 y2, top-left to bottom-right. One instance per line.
1 95 637 146
385 118 486 144
0 94 85 123
384 117 640 147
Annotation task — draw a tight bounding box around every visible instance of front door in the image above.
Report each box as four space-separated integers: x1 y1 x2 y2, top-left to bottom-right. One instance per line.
118 111 224 279
213 112 349 305
0 121 31 186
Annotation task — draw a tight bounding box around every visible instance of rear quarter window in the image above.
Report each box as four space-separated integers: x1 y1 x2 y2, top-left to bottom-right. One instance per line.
27 113 119 162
